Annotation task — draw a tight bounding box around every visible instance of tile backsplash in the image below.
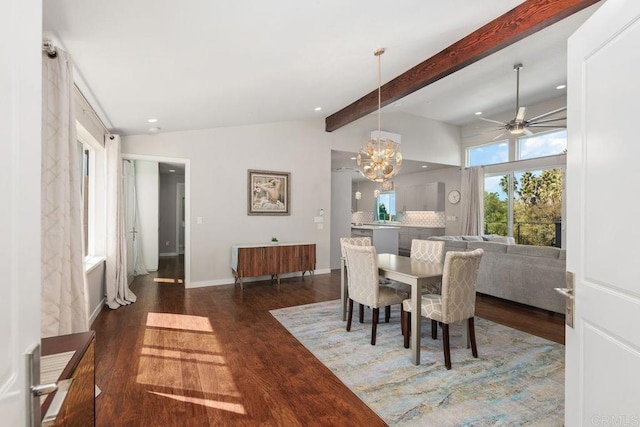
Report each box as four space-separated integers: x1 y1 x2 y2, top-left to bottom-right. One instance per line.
351 211 445 228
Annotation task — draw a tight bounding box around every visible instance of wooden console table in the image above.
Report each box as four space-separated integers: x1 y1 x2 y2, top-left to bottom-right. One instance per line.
41 331 95 426
231 242 316 289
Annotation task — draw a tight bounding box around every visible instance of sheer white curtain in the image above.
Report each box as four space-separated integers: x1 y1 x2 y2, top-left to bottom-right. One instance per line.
41 49 89 337
460 166 485 235
106 136 137 309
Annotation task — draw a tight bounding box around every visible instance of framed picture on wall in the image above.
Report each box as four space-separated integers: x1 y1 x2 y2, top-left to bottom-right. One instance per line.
247 170 291 215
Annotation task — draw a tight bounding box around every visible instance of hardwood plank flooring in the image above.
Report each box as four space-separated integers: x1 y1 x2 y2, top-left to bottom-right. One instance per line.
91 258 564 426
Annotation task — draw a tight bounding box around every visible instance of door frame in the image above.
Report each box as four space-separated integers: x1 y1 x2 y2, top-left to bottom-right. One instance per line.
121 153 191 288
176 182 185 255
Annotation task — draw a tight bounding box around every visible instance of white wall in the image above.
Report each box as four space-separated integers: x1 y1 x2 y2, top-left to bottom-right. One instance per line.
122 119 333 286
330 172 353 269
330 111 461 166
135 160 159 271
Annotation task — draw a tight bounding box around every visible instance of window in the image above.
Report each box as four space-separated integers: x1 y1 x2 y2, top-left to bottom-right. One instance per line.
376 192 396 221
518 129 567 160
484 168 563 247
77 122 106 264
467 140 509 167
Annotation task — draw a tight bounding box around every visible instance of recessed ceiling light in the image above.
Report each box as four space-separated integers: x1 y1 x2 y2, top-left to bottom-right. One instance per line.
421 165 428 168
350 157 357 160
148 118 158 123
556 84 566 90
314 107 322 111
169 169 176 173
475 111 483 115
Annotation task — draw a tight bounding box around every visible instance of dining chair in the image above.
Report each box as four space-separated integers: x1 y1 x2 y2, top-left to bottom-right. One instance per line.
343 243 408 345
401 248 484 369
411 239 445 294
340 237 372 323
387 239 446 295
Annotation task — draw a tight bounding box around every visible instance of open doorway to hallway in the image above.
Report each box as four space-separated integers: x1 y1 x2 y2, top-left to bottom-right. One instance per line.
122 154 191 288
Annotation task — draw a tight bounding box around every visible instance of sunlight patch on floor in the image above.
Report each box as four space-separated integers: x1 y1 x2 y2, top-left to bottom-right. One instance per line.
149 391 246 415
147 312 213 332
154 277 184 284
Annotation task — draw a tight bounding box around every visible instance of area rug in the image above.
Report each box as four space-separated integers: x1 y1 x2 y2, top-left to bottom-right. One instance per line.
270 300 564 426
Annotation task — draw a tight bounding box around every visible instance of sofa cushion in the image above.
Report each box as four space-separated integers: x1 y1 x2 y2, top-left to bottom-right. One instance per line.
466 241 508 253
429 235 463 241
462 235 484 241
484 235 515 244
442 240 469 250
507 244 561 259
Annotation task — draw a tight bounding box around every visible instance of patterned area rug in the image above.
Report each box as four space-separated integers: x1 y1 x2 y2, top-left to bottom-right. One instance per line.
270 300 564 426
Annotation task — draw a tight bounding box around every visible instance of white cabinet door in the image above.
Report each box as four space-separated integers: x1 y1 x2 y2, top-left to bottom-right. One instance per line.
566 0 640 424
0 0 42 424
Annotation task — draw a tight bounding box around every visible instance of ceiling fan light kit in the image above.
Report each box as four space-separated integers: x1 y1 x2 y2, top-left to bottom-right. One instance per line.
479 63 567 139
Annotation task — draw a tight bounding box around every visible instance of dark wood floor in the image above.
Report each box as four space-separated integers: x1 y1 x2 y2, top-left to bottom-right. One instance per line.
91 257 564 426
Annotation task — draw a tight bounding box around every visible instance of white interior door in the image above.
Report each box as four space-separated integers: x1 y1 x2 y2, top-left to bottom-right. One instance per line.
566 0 640 425
0 0 43 423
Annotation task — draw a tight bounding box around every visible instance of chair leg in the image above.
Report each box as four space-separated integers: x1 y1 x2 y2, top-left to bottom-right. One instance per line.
385 305 391 323
346 299 354 332
402 311 411 349
469 317 478 358
371 308 379 345
442 324 452 369
400 305 405 335
431 319 438 339
359 304 364 323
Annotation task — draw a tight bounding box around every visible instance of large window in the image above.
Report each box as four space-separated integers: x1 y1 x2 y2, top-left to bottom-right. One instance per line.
518 129 567 160
468 140 509 167
469 127 566 247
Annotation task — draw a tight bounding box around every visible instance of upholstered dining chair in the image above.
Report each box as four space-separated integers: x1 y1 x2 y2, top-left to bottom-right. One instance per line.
340 237 374 323
411 239 445 294
401 248 484 369
387 239 446 294
343 244 408 345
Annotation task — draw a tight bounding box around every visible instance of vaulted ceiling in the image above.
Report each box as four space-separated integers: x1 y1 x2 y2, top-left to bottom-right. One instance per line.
43 1 599 136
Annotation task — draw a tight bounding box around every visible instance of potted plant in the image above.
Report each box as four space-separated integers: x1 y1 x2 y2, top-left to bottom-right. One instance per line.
271 236 279 244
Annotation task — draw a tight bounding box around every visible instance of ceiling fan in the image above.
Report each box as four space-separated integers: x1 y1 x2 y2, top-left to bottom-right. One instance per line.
479 63 567 139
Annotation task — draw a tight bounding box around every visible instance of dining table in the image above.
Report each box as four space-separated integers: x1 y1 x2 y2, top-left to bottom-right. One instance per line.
340 253 443 365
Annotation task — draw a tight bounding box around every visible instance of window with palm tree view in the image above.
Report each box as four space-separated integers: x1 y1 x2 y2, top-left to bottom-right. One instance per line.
469 130 566 247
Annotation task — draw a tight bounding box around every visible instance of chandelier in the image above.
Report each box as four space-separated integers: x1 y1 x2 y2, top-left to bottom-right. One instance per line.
356 48 402 183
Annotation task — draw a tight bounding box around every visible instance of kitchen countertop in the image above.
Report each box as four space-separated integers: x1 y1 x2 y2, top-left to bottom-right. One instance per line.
351 225 400 230
352 223 445 229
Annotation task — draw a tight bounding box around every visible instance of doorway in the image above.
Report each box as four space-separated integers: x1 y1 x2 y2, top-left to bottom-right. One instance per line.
121 154 191 287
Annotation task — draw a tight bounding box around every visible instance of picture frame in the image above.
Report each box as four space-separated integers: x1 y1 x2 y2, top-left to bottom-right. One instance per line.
247 170 291 215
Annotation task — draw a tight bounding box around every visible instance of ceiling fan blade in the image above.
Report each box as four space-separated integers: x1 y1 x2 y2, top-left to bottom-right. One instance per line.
478 117 507 126
515 107 526 123
528 117 567 125
527 125 566 128
523 127 533 136
493 132 507 140
527 106 567 123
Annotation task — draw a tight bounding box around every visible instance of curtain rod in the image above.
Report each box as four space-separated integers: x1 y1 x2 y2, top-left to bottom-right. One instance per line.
42 39 57 58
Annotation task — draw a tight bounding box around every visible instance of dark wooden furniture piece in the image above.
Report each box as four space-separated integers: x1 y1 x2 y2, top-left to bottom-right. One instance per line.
231 243 316 289
41 331 95 426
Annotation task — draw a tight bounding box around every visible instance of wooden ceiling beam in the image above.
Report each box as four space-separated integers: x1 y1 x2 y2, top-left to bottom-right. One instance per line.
325 0 600 132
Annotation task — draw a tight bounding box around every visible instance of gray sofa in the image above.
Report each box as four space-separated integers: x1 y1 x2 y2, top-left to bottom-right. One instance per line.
428 236 565 314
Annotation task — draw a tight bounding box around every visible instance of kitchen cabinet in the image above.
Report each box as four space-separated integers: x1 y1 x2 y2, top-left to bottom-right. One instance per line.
231 243 316 289
397 182 445 212
351 226 399 255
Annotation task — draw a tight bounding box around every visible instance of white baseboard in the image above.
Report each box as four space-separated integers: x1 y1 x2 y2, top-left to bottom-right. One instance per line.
89 297 105 326
188 269 331 289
